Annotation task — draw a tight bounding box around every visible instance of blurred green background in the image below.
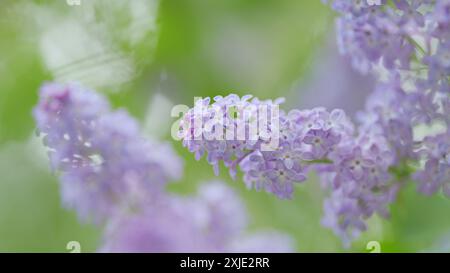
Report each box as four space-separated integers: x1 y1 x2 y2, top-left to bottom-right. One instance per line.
1 0 450 253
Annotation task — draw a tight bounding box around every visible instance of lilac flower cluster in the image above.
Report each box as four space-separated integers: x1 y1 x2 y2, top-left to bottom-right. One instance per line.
180 1 450 245
320 0 450 243
413 132 450 196
326 1 449 191
180 94 404 243
320 131 399 245
100 181 293 252
34 83 293 252
34 82 183 222
324 0 447 75
324 0 450 111
179 94 285 176
180 95 356 199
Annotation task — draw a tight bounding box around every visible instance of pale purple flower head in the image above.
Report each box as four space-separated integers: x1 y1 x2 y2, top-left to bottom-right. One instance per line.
414 131 450 196
99 197 214 253
34 82 183 223
100 181 295 252
319 130 397 245
325 0 448 75
180 88 445 245
180 95 355 199
357 79 415 161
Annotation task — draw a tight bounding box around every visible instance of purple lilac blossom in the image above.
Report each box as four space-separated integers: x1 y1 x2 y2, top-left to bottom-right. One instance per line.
413 132 450 196
34 82 183 223
326 0 449 198
99 181 294 252
324 0 433 74
326 0 450 242
180 94 404 245
325 0 450 97
320 130 398 245
180 0 449 245
356 77 417 161
180 95 355 199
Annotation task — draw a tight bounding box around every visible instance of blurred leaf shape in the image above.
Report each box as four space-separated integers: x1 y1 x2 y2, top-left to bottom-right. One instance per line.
29 0 159 90
0 4 46 145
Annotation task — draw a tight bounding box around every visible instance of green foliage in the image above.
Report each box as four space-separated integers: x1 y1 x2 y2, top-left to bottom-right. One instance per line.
0 6 47 145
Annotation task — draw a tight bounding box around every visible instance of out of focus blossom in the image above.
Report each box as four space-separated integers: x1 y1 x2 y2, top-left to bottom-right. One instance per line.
100 181 294 252
34 83 183 223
